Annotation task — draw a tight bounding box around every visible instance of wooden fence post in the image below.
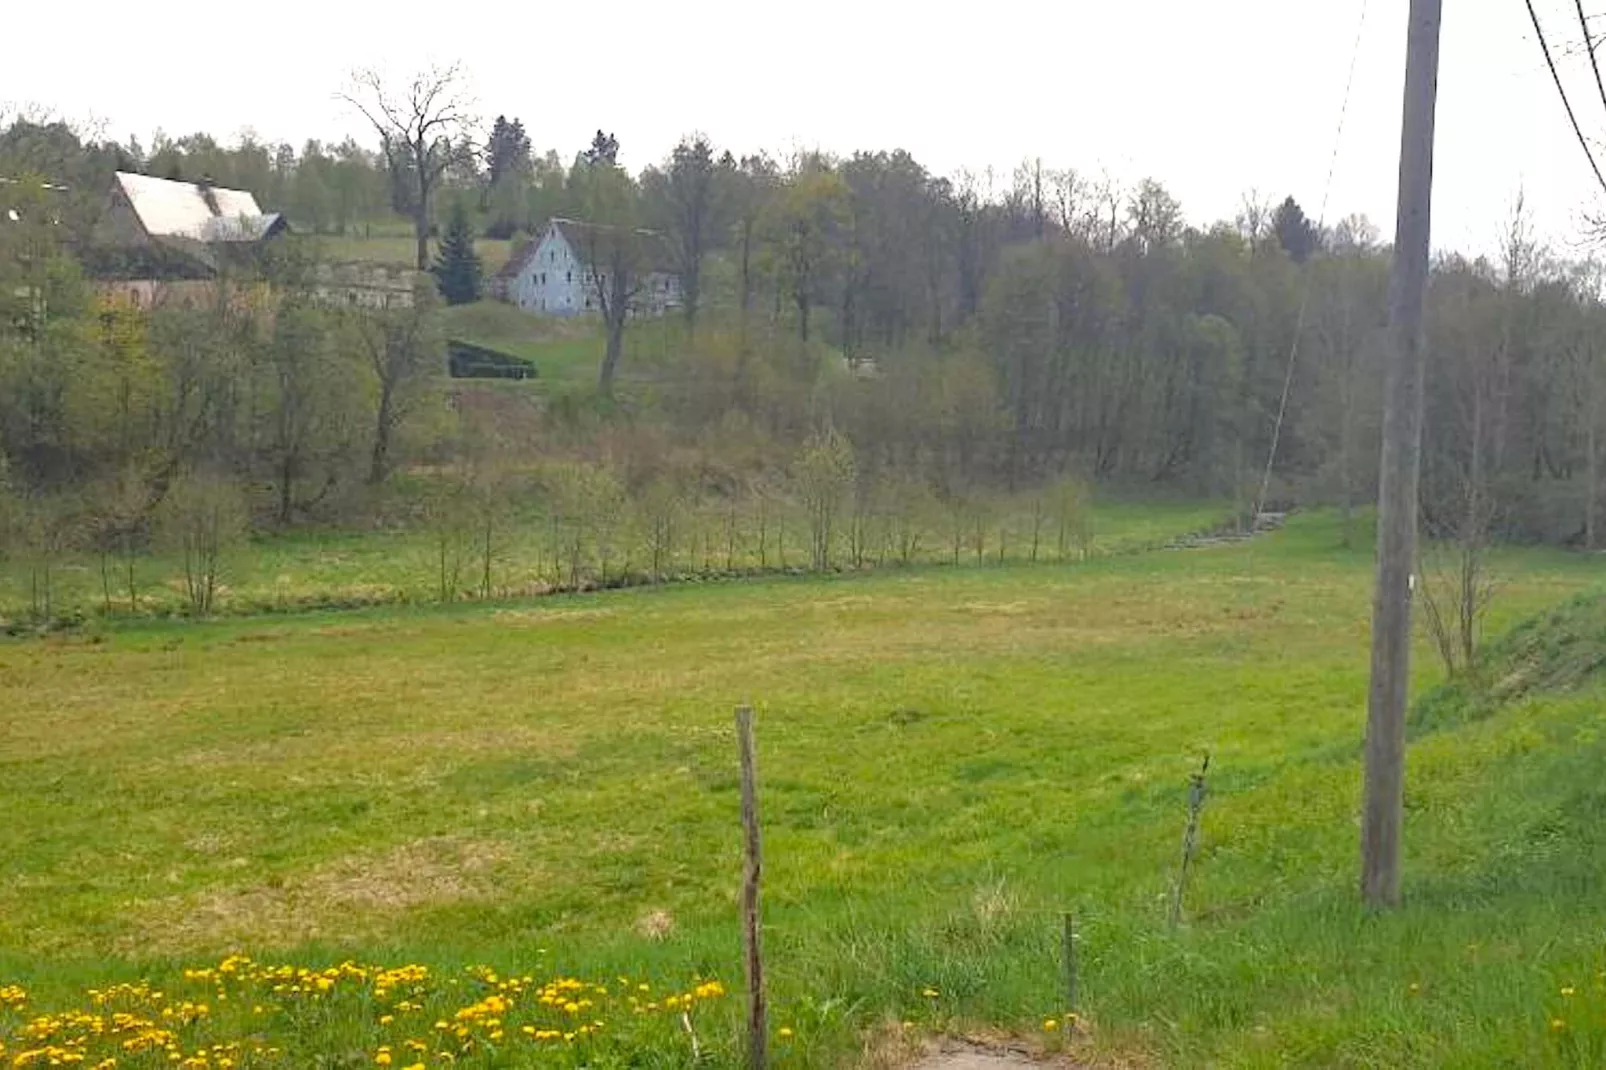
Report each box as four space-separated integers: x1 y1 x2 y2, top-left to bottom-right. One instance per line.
1169 754 1211 927
736 705 767 1069
1061 911 1078 1016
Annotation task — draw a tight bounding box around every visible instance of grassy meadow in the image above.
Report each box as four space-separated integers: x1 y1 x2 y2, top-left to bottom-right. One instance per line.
313 232 517 275
3 513 1606 1067
438 302 690 386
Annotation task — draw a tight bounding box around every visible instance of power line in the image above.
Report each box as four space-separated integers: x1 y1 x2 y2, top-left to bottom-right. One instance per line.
1252 0 1371 522
1575 0 1606 116
1525 0 1606 196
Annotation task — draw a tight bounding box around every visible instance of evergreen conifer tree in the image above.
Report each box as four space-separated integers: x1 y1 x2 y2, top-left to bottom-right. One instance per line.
432 201 482 305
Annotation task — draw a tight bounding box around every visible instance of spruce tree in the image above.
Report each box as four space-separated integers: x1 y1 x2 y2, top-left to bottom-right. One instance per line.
1272 196 1322 264
432 201 482 305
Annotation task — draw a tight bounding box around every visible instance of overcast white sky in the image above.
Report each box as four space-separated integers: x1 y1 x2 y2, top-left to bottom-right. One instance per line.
8 0 1606 256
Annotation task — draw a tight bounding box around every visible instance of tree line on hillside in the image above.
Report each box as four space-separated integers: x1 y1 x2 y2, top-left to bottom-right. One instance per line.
4 93 1606 628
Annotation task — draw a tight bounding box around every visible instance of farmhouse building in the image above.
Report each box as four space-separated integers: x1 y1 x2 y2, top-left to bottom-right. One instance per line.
97 171 287 271
495 218 680 317
87 173 417 310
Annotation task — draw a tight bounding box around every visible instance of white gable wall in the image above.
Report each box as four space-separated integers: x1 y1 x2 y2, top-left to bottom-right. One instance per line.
508 224 588 316
505 221 682 319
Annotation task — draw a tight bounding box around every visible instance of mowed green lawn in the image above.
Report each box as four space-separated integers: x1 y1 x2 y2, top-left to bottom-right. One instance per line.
2 515 1605 1066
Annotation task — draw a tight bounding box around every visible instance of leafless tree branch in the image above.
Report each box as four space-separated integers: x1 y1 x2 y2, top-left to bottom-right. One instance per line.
338 64 478 270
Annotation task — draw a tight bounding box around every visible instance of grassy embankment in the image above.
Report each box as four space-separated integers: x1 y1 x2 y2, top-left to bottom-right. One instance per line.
3 513 1606 1066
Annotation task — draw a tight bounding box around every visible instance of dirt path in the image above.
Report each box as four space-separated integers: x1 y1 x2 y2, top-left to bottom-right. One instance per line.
908 1038 1084 1069
912 1051 1036 1069
1165 510 1287 550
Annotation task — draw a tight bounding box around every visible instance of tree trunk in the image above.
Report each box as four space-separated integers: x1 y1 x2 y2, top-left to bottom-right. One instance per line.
413 147 431 271
599 317 625 396
278 455 295 526
1339 396 1356 549
482 514 493 599
683 260 701 335
1587 352 1599 552
797 292 811 344
369 386 394 485
125 536 138 614
1588 410 1598 552
413 203 430 272
739 226 755 319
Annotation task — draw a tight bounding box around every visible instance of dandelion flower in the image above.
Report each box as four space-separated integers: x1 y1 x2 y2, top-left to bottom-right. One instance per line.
1561 987 1576 997
1043 1018 1059 1032
921 987 940 998
778 1027 794 1039
1551 1018 1567 1031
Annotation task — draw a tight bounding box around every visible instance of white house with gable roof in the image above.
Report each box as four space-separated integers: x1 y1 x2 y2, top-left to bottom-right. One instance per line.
494 218 680 317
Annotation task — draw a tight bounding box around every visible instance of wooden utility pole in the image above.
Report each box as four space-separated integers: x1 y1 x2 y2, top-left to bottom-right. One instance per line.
1362 0 1443 909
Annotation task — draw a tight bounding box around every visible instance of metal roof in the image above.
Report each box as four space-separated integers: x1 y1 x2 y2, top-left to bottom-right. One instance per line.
114 171 272 243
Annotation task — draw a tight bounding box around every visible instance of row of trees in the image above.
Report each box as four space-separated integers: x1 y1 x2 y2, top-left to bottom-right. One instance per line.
7 97 1606 584
1 416 1106 622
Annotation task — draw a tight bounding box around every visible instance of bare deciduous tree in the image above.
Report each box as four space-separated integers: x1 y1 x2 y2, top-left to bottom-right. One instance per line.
352 283 442 485
157 471 245 616
1419 196 1533 677
635 475 685 582
1051 476 1095 561
797 428 855 570
1235 189 1275 251
341 65 477 271
573 224 649 398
